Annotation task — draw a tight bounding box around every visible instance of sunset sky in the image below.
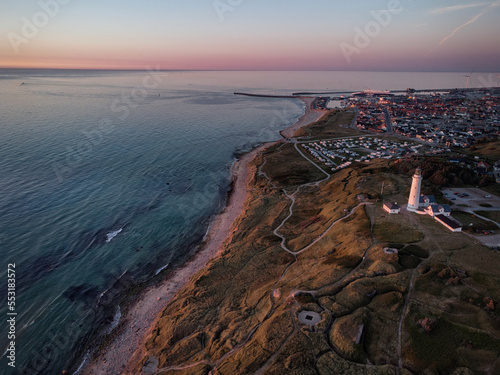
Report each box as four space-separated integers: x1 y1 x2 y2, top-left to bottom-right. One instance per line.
1 0 499 71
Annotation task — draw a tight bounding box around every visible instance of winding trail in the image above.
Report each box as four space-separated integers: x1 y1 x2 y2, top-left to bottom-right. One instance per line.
115 98 399 374
180 106 376 374
293 141 331 179
151 99 332 375
397 270 415 370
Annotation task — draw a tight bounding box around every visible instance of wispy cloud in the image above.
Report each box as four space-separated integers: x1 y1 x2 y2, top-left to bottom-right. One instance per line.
431 2 489 15
435 1 500 46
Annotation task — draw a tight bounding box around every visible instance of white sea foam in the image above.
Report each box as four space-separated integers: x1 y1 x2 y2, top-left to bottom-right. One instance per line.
107 306 122 334
105 228 123 243
155 263 169 275
0 70 473 375
73 351 92 374
97 270 129 304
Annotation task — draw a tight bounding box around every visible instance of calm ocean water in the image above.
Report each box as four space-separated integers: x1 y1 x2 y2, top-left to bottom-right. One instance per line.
0 70 477 374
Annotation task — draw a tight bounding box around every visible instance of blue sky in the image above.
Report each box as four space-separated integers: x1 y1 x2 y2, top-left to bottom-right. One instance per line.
1 0 499 71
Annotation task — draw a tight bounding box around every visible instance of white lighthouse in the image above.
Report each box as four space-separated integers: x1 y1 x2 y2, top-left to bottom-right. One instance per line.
407 167 422 212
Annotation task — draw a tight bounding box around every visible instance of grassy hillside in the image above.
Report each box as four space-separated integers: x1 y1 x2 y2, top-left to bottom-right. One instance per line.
133 114 500 375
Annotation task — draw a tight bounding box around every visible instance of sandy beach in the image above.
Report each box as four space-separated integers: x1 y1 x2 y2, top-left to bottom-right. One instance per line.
280 97 328 139
80 96 323 375
81 143 272 375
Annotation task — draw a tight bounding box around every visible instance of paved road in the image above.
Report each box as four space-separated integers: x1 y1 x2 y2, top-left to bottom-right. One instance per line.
384 108 393 133
442 187 500 247
351 107 360 129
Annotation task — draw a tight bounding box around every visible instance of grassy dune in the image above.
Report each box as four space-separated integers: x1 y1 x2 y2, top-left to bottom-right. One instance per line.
134 111 500 375
294 109 360 140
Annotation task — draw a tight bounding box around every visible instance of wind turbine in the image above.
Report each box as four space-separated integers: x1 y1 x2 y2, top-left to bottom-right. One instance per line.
464 73 471 89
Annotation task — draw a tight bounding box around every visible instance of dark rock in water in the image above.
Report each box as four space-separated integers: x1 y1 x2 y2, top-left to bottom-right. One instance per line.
97 273 136 307
7 252 65 299
63 284 100 307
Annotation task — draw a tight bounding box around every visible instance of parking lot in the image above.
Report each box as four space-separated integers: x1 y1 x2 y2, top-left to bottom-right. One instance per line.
441 188 500 211
442 188 500 248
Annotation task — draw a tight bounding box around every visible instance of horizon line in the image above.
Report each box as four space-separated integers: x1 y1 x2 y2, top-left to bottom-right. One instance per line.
0 67 497 74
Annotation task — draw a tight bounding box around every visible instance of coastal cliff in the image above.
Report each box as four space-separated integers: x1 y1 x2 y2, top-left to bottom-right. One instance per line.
128 111 500 374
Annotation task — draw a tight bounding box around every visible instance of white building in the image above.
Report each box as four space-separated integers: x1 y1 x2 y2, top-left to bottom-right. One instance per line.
426 204 451 217
419 195 436 208
406 167 462 232
407 168 422 212
383 202 401 214
434 215 462 232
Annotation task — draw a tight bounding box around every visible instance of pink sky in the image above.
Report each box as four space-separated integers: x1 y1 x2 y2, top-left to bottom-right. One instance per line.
1 0 499 71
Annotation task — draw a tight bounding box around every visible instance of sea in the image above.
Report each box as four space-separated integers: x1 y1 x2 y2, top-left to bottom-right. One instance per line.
0 70 486 374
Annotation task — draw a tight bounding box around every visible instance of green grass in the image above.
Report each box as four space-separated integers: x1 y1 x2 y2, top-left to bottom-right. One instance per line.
387 243 405 249
398 254 422 269
406 311 500 373
373 222 424 243
294 292 316 305
323 254 361 267
261 142 326 187
403 244 429 258
475 211 500 223
479 203 493 208
452 211 499 232
295 110 361 140
480 183 500 197
414 273 445 297
467 140 500 160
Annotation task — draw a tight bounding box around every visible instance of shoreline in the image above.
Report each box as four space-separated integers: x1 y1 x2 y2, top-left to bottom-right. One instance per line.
80 96 324 375
280 96 327 139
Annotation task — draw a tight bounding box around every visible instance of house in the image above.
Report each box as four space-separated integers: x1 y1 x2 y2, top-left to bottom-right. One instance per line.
477 162 490 170
434 215 462 232
418 195 436 208
494 160 500 171
383 202 401 214
425 204 451 217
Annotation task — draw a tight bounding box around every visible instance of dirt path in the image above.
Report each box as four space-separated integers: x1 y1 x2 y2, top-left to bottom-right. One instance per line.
293 142 331 179
82 96 326 375
397 270 415 370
